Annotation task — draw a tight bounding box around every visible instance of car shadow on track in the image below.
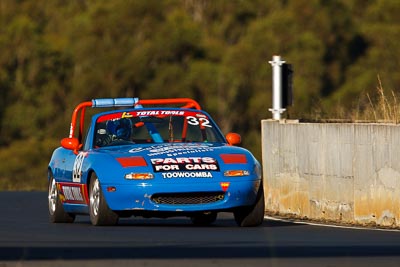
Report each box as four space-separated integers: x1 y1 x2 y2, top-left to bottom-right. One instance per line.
71 213 303 228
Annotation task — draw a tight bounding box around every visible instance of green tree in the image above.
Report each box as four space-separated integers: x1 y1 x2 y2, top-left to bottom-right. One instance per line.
328 0 400 114
1 0 400 189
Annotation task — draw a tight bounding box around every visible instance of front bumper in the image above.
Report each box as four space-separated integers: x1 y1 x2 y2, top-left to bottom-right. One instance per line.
102 179 261 212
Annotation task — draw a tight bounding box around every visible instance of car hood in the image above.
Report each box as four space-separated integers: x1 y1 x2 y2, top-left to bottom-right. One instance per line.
95 142 256 166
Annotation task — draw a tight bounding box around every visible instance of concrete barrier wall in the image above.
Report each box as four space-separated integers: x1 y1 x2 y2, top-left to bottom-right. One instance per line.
261 120 400 227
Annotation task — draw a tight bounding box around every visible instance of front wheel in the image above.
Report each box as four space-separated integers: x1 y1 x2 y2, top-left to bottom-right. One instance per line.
89 173 119 226
48 173 75 223
234 183 265 227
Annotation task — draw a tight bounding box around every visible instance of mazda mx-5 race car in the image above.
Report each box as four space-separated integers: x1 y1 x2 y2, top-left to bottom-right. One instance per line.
48 98 264 226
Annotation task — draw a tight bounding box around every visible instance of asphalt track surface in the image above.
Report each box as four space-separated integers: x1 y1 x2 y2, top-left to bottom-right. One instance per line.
1 192 400 267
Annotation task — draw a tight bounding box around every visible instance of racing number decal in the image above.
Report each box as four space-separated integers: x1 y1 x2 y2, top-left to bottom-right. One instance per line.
186 116 211 127
72 152 87 183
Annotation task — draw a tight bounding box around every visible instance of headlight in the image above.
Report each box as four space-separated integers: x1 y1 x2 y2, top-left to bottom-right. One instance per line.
223 170 250 177
125 173 154 180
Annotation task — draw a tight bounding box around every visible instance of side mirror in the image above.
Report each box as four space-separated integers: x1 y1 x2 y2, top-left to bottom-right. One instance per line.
225 132 241 146
61 137 80 152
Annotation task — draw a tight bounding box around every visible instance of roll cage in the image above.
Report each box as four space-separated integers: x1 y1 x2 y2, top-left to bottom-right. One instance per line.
60 98 241 154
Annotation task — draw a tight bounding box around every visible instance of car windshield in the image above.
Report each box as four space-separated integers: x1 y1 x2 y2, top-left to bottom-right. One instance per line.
93 109 225 147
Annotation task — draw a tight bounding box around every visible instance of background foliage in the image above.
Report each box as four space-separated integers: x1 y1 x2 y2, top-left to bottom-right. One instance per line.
1 0 399 190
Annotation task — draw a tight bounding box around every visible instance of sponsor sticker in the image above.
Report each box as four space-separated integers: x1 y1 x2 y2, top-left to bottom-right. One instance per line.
58 183 88 204
161 172 213 179
135 110 185 116
129 144 216 157
151 157 219 172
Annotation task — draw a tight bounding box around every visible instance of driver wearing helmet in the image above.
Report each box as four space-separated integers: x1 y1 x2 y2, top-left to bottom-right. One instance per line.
106 118 132 141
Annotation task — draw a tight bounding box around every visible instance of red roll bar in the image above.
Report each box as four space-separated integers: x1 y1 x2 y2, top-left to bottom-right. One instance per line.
64 98 201 152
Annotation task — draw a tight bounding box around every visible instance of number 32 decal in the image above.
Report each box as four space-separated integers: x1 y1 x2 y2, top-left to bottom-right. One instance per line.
186 116 212 127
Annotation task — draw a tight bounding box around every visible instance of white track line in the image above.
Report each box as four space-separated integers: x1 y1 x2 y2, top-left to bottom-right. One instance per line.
264 215 400 232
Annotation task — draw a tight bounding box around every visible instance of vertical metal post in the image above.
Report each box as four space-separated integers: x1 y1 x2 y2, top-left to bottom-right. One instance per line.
269 55 286 120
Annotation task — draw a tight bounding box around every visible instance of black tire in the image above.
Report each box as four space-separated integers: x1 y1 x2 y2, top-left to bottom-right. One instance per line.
234 183 265 227
190 212 218 226
89 173 119 226
48 173 75 223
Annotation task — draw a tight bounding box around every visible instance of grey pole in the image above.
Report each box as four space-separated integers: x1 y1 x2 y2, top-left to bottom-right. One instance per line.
269 55 286 120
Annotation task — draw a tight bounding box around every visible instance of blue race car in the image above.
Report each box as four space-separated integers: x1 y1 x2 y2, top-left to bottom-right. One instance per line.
48 98 264 226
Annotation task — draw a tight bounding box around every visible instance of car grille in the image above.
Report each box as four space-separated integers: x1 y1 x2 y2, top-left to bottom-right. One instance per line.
151 192 225 205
